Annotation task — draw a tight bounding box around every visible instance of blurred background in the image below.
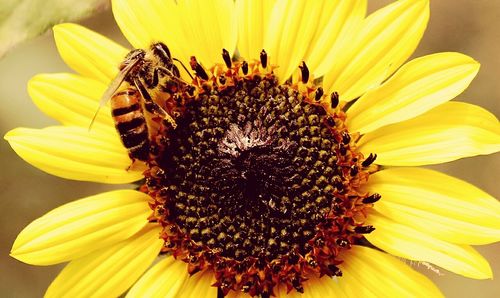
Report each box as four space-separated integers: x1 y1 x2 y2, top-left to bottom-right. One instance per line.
0 0 499 297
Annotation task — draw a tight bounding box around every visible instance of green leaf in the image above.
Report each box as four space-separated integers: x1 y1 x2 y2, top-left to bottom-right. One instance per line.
0 0 109 58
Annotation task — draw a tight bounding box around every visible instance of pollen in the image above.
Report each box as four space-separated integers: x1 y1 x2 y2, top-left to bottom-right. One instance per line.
143 50 379 296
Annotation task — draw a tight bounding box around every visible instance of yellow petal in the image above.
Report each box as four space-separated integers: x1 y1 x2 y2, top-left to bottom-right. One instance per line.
53 23 128 84
179 270 218 298
323 0 429 101
177 0 237 67
366 168 500 245
334 270 372 298
275 275 345 298
127 257 189 298
225 291 251 298
366 211 493 279
4 126 142 184
339 246 443 297
11 190 150 265
236 0 276 61
45 224 163 298
229 293 252 298
347 52 480 134
111 0 191 71
28 73 114 133
112 0 166 48
357 101 500 166
304 0 366 78
263 0 323 83
301 276 344 298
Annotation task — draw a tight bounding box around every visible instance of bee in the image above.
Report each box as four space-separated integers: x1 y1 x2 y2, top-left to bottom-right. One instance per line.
90 42 193 161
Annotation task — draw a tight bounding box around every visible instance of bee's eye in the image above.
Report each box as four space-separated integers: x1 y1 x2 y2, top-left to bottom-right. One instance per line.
160 43 172 58
152 42 172 60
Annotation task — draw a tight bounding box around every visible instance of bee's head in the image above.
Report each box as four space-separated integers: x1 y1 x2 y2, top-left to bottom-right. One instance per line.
151 42 181 77
151 42 172 61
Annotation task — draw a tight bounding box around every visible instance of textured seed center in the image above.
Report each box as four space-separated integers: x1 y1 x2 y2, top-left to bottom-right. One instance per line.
154 77 342 261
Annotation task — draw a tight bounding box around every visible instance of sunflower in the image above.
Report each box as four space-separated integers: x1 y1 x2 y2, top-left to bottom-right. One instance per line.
5 0 500 297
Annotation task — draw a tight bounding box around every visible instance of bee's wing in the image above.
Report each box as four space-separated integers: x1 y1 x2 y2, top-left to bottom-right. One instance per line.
88 58 141 131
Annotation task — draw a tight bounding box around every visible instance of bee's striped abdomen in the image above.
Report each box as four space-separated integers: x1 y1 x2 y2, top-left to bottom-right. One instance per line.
111 89 150 161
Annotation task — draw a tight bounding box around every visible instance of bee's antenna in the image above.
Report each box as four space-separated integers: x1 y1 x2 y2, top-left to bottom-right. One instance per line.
173 58 194 80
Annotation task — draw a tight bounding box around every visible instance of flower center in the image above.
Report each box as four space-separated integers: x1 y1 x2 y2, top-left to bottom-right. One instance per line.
156 77 342 260
142 50 379 296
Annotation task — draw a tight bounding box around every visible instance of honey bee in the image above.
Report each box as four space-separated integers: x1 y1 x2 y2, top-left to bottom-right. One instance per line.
91 42 192 161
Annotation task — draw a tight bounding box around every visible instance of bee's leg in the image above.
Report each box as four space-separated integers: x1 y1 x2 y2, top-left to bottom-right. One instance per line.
156 66 189 85
172 64 181 77
134 77 161 114
146 66 183 90
145 67 160 89
160 63 181 78
133 78 177 129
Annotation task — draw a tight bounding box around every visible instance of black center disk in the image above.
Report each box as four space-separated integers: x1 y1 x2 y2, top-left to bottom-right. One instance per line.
154 76 344 262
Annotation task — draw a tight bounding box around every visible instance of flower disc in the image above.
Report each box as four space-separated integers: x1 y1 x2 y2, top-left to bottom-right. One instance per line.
144 59 378 296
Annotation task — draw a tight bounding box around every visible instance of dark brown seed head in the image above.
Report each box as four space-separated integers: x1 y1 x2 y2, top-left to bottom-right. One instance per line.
143 55 379 296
